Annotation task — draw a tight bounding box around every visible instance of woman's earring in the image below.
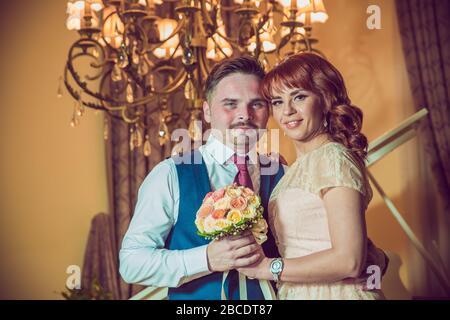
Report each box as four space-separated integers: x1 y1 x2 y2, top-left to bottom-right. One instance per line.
323 119 328 128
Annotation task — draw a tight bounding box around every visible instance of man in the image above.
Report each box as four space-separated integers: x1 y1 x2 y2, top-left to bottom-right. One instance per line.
119 56 285 300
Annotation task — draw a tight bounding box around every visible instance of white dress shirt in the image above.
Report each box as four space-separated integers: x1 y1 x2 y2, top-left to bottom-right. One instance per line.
119 135 261 288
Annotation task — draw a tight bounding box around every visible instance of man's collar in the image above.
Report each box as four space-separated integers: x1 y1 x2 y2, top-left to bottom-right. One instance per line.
204 134 259 166
203 135 235 165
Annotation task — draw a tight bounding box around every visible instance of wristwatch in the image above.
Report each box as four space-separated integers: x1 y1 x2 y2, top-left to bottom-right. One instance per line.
269 258 284 282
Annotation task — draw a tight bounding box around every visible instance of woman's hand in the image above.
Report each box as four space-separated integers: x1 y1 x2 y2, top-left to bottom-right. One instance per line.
237 247 273 281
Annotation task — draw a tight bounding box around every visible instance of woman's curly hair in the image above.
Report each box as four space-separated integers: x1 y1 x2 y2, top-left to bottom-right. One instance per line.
261 53 368 161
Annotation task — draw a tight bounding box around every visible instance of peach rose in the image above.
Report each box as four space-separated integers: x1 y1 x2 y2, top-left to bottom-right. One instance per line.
226 187 242 198
197 204 213 219
230 196 247 211
242 187 255 197
212 189 225 201
212 209 228 220
203 196 214 206
203 192 214 203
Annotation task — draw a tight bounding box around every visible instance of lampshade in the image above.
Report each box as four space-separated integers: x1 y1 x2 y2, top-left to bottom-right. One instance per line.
298 0 328 24
206 19 233 61
66 1 103 30
248 19 277 53
234 0 262 7
70 0 104 12
102 7 125 48
281 26 306 38
90 0 104 11
153 18 182 59
277 0 310 8
248 30 277 53
206 33 233 61
66 2 82 31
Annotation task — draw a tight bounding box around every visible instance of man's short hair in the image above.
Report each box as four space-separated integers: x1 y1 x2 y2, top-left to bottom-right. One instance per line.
204 56 266 103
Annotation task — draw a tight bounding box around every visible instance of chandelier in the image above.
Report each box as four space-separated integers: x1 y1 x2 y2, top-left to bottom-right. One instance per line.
59 0 328 156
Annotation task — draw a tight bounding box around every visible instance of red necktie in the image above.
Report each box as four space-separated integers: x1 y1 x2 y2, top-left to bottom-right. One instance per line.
226 154 254 299
232 154 254 190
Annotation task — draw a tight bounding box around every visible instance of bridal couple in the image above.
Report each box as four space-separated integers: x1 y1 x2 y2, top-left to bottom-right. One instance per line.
119 53 388 300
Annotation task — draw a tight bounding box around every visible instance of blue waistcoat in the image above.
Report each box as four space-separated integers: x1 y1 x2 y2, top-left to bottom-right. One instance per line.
165 150 284 300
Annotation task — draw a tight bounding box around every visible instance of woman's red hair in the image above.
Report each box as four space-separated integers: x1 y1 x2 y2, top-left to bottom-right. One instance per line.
261 53 368 161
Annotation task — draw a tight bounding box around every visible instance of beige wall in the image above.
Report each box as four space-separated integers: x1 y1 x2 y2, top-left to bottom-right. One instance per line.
0 1 109 299
0 0 429 299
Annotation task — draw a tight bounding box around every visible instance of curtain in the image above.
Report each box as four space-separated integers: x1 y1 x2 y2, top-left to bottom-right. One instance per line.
396 0 450 297
81 212 125 299
396 0 450 211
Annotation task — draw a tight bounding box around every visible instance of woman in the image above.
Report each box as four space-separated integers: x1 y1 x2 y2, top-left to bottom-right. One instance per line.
238 53 386 299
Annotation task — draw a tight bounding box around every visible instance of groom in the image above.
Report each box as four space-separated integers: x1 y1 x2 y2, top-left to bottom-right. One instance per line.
119 56 285 300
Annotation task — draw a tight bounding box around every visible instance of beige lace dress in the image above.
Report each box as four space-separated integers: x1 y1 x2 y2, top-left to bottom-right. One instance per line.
269 142 385 300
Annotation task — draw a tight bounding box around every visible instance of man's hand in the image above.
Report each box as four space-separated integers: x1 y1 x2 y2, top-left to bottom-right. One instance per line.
206 231 263 272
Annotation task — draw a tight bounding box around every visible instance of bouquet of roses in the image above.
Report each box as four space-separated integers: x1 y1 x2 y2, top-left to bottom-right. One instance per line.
195 184 268 244
194 184 275 300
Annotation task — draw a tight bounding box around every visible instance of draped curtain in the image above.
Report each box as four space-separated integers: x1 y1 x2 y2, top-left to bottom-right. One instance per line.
396 0 450 211
395 0 450 297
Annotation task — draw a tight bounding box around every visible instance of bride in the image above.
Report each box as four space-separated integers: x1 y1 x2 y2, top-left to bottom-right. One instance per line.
238 53 386 300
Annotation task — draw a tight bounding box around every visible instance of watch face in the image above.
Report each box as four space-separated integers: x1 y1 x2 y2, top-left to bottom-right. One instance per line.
271 260 282 273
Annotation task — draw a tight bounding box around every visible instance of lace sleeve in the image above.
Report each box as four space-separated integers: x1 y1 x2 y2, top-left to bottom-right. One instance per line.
305 144 372 206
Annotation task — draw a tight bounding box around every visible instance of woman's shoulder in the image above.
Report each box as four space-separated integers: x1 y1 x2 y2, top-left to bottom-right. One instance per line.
314 141 350 158
272 142 370 197
312 142 365 178
301 142 371 200
302 142 360 170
